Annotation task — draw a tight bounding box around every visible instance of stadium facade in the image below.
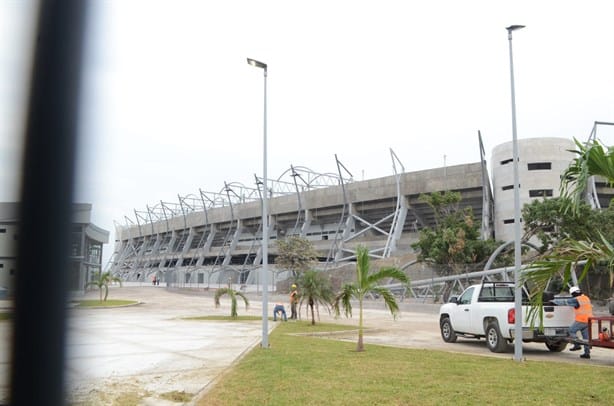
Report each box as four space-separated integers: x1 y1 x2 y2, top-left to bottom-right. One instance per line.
109 135 613 288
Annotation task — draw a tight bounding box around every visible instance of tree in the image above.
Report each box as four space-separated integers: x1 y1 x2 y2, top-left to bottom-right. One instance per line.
522 197 614 252
333 246 409 352
560 138 614 214
275 236 318 277
411 191 509 300
412 191 506 271
523 138 614 319
214 286 249 319
297 270 334 325
85 271 122 302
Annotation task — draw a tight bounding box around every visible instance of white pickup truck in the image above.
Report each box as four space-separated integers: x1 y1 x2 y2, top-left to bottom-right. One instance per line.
438 282 575 353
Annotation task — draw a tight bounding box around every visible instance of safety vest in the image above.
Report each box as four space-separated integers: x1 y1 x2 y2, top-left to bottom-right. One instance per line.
290 290 298 303
574 294 593 323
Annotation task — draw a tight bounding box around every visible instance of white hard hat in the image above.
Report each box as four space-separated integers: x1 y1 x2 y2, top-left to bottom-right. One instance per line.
569 286 581 295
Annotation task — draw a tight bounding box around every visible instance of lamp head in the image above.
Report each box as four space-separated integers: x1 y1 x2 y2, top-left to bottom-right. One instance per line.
247 58 267 71
506 25 525 32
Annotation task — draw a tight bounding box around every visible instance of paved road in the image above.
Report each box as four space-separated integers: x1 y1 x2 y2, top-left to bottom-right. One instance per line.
1 286 612 405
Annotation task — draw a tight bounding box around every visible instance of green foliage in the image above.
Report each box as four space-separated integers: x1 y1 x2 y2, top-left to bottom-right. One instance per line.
412 191 507 274
332 246 409 351
214 287 249 319
85 271 122 302
522 234 614 324
522 197 614 251
275 236 318 276
297 270 334 325
561 138 614 213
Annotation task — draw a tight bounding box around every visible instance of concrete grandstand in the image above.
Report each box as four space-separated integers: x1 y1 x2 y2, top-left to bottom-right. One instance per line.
109 130 614 291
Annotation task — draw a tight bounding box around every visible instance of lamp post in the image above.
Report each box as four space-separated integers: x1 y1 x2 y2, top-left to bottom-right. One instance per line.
506 24 525 362
247 57 269 348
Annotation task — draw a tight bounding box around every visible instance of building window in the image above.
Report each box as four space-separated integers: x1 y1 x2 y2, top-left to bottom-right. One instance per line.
502 185 515 191
527 162 551 170
503 219 515 224
500 158 513 165
529 189 553 198
0 228 5 233
87 243 102 264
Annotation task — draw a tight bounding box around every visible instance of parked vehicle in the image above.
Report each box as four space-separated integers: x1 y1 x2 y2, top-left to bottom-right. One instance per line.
438 282 575 353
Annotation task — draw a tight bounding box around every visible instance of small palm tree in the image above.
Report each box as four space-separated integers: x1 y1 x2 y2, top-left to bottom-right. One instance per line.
214 287 249 319
85 271 122 302
333 246 410 352
297 270 334 325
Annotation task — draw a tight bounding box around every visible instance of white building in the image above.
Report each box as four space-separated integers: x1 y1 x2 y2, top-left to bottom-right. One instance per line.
491 137 576 243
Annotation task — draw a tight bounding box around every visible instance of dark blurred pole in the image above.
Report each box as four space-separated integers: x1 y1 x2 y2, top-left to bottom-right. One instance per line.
10 1 88 405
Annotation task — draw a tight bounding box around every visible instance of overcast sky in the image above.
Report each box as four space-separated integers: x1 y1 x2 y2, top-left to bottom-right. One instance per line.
2 1 614 265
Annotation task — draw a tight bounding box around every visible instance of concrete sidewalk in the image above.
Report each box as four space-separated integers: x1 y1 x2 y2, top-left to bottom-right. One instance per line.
65 286 269 405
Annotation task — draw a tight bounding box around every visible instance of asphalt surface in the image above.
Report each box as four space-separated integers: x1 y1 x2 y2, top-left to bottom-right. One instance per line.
1 285 613 405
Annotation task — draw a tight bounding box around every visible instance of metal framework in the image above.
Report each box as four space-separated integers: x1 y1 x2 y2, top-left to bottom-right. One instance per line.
584 121 614 209
110 162 354 283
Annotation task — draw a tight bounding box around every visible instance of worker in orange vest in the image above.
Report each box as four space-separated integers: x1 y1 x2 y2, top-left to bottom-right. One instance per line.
553 286 593 359
289 283 299 320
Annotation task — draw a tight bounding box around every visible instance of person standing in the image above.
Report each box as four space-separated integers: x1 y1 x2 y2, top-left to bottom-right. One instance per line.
553 286 593 359
289 283 299 320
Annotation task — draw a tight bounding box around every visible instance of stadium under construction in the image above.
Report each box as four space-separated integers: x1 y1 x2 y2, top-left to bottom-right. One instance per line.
108 131 614 294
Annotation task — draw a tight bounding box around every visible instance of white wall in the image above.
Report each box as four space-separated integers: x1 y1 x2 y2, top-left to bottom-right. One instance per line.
491 137 575 243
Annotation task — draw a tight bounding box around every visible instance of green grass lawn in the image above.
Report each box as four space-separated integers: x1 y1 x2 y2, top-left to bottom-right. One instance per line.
72 299 138 308
199 321 614 405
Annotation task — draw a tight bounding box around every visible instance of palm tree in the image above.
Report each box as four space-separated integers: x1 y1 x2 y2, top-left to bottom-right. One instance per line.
214 287 249 319
560 138 614 213
297 270 334 325
85 271 122 302
522 138 614 319
333 246 409 352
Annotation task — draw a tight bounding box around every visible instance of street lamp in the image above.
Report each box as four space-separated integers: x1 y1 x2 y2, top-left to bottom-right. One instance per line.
506 24 525 362
247 57 269 348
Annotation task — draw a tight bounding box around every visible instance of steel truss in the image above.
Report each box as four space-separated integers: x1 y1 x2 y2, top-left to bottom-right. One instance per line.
325 149 408 264
584 121 614 209
111 164 352 283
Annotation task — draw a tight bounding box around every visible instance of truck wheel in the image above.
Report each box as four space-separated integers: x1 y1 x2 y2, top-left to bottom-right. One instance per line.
485 322 508 353
545 339 567 352
440 317 457 343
